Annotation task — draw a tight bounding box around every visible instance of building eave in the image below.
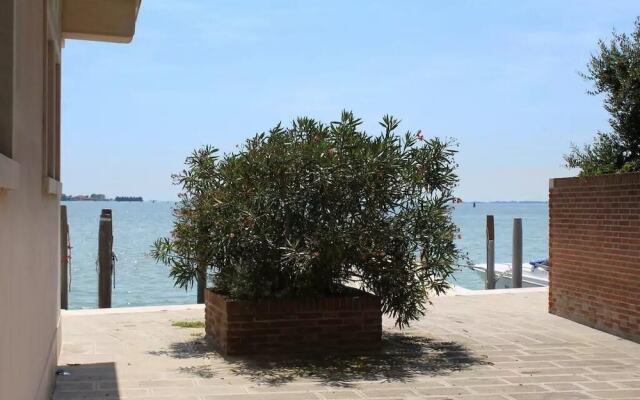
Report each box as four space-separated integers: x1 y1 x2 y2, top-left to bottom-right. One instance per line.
61 0 141 44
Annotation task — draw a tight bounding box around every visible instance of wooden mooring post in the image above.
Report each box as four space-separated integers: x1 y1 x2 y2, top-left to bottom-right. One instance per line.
512 218 523 288
98 209 113 308
60 205 69 309
197 262 206 304
486 215 495 289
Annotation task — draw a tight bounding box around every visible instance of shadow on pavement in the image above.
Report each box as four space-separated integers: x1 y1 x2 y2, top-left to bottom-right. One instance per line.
149 332 487 387
53 362 119 399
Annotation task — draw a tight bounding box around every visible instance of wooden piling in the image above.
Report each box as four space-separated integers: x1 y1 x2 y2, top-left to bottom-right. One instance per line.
60 205 69 309
98 209 113 308
197 270 205 304
486 215 495 289
197 261 206 304
512 218 523 288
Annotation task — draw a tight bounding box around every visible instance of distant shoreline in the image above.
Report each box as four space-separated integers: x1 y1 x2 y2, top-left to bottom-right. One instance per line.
62 199 144 202
465 201 548 204
60 200 547 204
62 194 143 202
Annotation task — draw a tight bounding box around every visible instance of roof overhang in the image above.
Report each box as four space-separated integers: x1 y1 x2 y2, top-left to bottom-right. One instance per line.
61 0 141 43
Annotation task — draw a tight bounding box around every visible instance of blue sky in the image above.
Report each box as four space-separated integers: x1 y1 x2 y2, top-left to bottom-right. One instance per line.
61 1 639 201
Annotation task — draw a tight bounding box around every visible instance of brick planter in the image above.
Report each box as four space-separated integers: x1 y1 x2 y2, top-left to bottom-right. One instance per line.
205 288 382 355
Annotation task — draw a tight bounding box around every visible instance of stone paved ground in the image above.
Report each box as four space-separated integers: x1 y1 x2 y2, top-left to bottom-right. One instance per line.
54 289 640 400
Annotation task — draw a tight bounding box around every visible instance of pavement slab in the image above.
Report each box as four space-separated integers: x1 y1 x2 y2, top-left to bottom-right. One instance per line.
53 289 640 400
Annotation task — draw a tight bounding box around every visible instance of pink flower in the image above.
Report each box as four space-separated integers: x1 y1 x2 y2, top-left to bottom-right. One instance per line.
416 130 424 141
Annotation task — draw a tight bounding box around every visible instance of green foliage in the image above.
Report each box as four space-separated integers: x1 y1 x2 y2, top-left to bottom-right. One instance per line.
566 17 640 175
152 111 460 328
151 145 217 290
565 132 640 176
171 320 205 328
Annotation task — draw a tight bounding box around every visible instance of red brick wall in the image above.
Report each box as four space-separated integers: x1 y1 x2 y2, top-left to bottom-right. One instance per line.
205 289 382 355
549 173 640 342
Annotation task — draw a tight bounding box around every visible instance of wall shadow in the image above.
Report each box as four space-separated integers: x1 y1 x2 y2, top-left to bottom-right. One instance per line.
148 332 487 387
53 362 118 399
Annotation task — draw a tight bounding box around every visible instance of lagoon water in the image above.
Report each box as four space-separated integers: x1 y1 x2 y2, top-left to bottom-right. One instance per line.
64 201 548 309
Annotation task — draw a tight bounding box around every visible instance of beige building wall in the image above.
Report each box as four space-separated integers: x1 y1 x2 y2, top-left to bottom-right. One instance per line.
0 1 139 398
0 0 63 399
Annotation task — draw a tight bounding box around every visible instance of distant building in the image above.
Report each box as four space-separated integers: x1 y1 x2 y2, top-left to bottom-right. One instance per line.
115 196 143 202
61 193 109 201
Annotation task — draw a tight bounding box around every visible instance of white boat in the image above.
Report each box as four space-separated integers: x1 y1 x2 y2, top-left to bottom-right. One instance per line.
470 261 549 288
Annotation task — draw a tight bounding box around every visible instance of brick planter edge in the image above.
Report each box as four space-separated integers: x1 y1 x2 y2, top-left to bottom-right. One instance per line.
204 288 382 355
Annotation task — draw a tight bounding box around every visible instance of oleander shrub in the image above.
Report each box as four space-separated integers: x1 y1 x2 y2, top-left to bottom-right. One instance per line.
152 111 460 327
